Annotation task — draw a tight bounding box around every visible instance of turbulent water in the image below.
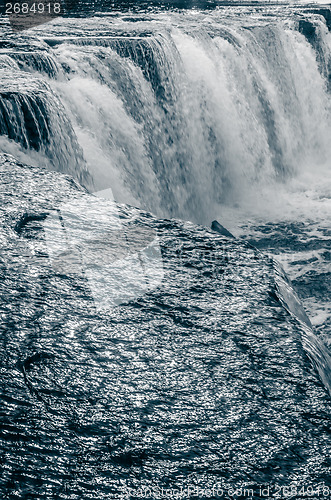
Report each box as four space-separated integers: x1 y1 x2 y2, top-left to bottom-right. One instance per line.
0 2 331 497
0 4 330 346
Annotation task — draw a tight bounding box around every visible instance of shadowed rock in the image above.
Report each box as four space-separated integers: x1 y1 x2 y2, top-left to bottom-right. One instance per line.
211 219 235 238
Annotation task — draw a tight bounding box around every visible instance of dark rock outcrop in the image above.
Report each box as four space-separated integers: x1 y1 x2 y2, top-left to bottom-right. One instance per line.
211 219 235 239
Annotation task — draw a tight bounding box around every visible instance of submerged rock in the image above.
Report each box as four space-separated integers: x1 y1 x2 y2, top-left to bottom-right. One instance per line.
0 154 330 498
211 219 235 239
308 8 331 31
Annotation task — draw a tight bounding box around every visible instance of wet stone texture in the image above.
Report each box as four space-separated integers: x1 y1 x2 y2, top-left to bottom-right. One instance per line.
0 154 330 498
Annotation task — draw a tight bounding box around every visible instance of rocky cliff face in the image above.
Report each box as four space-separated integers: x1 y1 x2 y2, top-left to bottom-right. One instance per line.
0 153 330 498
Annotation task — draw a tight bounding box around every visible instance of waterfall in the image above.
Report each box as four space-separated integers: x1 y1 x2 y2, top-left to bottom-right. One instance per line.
0 67 91 186
0 3 331 418
0 8 330 223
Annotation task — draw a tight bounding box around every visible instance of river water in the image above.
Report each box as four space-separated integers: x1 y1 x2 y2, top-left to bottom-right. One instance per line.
0 5 330 347
0 3 331 497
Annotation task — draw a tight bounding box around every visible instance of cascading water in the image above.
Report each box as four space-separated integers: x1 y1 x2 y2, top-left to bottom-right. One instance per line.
1 5 331 496
43 16 331 223
0 6 330 339
0 66 90 185
0 9 330 219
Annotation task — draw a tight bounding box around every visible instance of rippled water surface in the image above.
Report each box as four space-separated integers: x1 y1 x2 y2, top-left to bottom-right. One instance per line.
0 155 330 498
